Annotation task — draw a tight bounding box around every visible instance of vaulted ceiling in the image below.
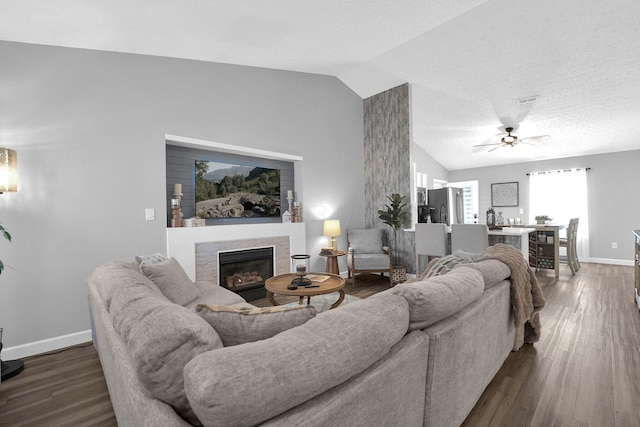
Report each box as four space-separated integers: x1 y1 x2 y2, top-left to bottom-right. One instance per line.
2 0 639 169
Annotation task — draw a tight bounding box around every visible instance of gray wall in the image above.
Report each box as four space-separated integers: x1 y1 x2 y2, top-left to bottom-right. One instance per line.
450 150 640 262
0 41 364 350
412 143 450 189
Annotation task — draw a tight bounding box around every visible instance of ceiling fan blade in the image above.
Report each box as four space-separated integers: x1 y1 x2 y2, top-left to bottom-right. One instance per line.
520 135 550 143
488 145 503 152
473 142 503 147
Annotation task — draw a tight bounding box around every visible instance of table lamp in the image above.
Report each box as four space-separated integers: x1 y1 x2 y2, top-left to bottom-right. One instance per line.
323 219 341 252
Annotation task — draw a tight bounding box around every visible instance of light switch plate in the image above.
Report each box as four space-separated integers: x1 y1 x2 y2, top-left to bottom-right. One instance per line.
519 208 524 214
145 208 155 221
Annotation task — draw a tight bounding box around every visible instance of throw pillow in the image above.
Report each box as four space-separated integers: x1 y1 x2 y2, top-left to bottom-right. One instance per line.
392 266 484 330
134 252 167 268
195 304 317 346
139 257 199 306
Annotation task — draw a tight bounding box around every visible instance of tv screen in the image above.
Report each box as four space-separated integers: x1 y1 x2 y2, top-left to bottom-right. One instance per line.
195 160 281 219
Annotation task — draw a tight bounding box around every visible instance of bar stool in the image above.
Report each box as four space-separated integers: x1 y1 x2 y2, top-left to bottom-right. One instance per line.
559 218 580 274
415 223 448 275
450 224 489 254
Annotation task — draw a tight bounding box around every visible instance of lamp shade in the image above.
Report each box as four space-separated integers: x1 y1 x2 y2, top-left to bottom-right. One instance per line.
323 219 341 237
0 148 17 193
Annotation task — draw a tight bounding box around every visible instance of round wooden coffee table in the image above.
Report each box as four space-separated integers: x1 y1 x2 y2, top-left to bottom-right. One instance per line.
265 273 346 309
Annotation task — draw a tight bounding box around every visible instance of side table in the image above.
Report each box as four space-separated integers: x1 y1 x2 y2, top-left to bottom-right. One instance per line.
319 250 345 275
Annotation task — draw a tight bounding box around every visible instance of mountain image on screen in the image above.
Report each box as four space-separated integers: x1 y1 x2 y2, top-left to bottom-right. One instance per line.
195 160 281 219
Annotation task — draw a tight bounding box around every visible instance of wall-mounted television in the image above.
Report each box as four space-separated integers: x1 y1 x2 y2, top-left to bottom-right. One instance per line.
195 160 281 219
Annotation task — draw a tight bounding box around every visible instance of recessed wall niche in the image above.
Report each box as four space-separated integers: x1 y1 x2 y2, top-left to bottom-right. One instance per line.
166 143 295 227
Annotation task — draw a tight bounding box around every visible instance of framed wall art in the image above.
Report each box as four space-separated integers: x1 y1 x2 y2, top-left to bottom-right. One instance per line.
491 182 519 207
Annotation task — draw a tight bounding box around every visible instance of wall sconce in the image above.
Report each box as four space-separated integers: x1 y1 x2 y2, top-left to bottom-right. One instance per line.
0 148 17 194
323 219 341 252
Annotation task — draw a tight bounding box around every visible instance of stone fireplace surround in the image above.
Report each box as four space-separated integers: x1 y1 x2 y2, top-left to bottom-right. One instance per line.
196 236 289 286
166 222 306 282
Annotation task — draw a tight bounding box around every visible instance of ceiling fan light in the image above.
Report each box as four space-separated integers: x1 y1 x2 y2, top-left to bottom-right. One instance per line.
502 136 516 144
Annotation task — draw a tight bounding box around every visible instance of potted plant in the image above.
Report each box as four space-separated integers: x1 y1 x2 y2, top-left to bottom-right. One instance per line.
0 223 22 383
378 193 409 284
0 223 11 274
535 215 553 225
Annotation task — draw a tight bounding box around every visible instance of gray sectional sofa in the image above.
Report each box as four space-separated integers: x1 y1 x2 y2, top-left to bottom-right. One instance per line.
87 254 523 427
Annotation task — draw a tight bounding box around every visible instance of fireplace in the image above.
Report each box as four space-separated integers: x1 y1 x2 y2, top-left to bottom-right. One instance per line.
218 247 274 301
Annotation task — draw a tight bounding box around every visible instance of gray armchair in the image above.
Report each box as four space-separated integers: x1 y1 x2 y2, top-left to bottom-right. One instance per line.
346 228 392 287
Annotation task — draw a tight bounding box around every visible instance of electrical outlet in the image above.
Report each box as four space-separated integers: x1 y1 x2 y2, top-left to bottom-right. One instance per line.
611 242 617 249
519 208 524 215
145 208 155 221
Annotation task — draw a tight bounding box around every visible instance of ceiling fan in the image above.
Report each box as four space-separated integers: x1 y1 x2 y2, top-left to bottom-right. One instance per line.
474 127 549 152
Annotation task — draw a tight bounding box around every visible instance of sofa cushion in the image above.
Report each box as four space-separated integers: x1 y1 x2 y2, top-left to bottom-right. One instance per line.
110 282 222 426
459 259 511 290
195 304 317 346
87 260 164 312
139 257 199 306
184 293 409 427
392 266 484 331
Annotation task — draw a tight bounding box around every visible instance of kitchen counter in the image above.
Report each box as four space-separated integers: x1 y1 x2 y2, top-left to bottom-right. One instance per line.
487 227 535 262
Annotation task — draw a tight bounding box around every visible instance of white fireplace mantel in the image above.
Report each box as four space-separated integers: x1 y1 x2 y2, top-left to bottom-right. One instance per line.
166 223 306 281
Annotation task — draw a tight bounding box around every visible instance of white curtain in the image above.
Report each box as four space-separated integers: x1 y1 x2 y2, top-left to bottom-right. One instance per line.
529 169 589 261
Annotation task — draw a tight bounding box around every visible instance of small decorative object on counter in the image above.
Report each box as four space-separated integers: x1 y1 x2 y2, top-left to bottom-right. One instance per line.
486 208 495 227
293 202 301 222
535 215 552 224
496 211 504 226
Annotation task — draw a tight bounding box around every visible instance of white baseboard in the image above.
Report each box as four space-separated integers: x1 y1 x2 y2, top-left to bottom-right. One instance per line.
587 258 634 266
2 330 92 360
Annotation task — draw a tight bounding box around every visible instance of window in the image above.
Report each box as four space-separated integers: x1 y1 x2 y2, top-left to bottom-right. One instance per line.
449 180 479 224
529 169 589 260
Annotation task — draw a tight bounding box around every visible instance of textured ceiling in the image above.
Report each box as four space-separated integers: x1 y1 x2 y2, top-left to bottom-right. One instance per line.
2 0 639 169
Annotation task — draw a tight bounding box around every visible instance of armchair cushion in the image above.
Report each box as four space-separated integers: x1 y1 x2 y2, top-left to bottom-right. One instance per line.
347 253 391 270
347 229 385 254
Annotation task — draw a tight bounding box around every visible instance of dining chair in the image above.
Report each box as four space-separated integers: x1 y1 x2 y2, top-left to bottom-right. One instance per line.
415 223 448 275
450 224 489 254
559 218 580 274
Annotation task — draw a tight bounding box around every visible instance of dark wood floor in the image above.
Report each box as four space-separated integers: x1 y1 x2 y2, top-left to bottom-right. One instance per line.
1 264 638 426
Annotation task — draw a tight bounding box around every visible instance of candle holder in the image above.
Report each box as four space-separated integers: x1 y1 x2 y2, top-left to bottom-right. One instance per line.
171 191 184 227
290 254 311 288
287 196 294 216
